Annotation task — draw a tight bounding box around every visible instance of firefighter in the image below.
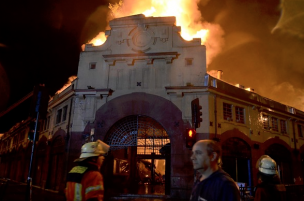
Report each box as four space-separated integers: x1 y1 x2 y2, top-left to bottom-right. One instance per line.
65 140 110 201
254 155 286 201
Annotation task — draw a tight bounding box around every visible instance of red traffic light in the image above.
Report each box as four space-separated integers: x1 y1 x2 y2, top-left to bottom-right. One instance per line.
188 129 193 137
185 128 196 149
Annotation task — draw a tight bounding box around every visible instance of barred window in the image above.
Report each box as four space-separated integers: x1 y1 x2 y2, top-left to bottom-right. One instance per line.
223 103 232 121
235 106 245 123
271 117 278 131
262 114 269 129
280 120 287 134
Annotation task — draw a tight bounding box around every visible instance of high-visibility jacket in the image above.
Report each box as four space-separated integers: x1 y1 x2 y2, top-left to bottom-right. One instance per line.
65 163 104 201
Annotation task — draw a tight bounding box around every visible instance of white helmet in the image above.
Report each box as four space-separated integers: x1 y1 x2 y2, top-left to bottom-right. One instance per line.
258 156 278 175
74 140 110 162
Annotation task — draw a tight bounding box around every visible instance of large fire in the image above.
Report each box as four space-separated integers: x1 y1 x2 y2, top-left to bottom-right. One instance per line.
87 0 224 65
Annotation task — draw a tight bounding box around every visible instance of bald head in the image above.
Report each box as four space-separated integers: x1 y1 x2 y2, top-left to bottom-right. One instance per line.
191 140 222 173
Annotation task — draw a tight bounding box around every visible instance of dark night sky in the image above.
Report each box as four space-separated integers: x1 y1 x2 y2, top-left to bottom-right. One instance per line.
0 0 115 132
0 0 304 132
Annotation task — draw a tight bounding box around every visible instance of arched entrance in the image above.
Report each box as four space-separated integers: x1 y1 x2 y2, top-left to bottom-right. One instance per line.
265 143 292 184
104 115 170 196
221 137 252 187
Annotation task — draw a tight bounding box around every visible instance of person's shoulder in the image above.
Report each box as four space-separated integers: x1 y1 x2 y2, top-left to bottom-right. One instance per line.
216 169 235 181
82 170 103 184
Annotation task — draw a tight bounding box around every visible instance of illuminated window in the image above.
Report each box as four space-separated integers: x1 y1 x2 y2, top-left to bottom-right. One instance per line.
298 125 303 138
271 117 278 131
89 62 96 69
280 120 287 134
235 106 245 123
262 114 269 129
223 103 233 121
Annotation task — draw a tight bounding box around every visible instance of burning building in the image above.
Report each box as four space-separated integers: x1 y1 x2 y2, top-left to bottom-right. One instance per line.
1 14 304 200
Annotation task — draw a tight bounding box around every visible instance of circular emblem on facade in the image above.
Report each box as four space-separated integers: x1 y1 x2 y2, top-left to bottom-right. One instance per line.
128 27 156 52
132 30 153 47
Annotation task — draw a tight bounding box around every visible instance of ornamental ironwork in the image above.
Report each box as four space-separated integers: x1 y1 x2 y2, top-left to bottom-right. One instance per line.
105 115 170 155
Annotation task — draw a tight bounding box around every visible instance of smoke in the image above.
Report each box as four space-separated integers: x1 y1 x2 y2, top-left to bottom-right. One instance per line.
269 82 304 110
202 0 304 111
272 0 304 39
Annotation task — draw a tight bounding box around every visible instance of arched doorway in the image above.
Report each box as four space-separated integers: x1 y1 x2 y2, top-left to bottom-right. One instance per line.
221 137 252 187
104 115 170 196
265 143 292 184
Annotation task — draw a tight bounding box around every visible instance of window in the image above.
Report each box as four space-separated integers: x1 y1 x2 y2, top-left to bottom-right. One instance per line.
271 117 278 131
280 120 287 134
185 58 193 66
89 62 96 69
223 103 233 121
46 116 50 129
262 114 269 129
62 105 68 121
235 106 245 123
298 125 303 138
56 109 62 124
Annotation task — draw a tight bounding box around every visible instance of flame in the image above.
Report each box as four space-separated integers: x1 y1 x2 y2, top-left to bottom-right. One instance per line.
56 76 77 95
88 32 107 46
87 0 225 66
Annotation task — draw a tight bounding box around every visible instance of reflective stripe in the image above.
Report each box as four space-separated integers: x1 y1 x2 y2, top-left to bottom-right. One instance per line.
74 183 82 201
85 185 103 194
69 166 88 174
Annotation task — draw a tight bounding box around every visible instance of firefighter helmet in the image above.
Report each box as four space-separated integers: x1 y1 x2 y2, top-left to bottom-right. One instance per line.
257 155 278 175
74 140 110 162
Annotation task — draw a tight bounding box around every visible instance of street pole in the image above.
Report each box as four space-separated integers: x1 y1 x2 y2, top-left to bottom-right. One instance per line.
26 111 39 201
26 89 43 201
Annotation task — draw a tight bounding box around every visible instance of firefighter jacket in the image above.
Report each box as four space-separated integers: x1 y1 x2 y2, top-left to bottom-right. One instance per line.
65 162 104 201
254 175 286 201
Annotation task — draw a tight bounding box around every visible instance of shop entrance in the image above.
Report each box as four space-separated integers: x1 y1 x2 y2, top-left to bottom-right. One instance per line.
104 115 170 196
221 137 252 188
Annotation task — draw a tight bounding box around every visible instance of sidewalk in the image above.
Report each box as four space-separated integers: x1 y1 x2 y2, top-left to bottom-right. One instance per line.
0 179 187 201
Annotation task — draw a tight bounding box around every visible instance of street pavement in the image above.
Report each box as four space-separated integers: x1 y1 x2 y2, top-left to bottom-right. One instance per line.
0 180 187 201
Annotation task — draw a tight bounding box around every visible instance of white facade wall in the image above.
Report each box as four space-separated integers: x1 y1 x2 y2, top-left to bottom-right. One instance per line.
72 15 206 133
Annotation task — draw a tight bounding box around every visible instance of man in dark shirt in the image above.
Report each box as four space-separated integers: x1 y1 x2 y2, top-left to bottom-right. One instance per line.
190 140 240 201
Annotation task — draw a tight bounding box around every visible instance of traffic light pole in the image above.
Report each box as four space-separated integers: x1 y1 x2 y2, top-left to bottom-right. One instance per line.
26 111 39 201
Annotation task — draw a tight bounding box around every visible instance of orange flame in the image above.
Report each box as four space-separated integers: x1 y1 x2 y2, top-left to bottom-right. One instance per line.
88 0 224 65
56 76 77 95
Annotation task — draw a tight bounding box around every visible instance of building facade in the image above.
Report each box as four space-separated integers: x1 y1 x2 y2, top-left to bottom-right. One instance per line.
1 14 304 199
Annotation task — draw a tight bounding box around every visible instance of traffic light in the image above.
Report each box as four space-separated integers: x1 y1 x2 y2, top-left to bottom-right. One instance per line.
191 98 203 128
185 128 196 149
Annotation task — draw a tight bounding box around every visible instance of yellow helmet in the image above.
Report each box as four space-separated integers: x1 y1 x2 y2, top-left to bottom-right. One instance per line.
74 140 110 162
